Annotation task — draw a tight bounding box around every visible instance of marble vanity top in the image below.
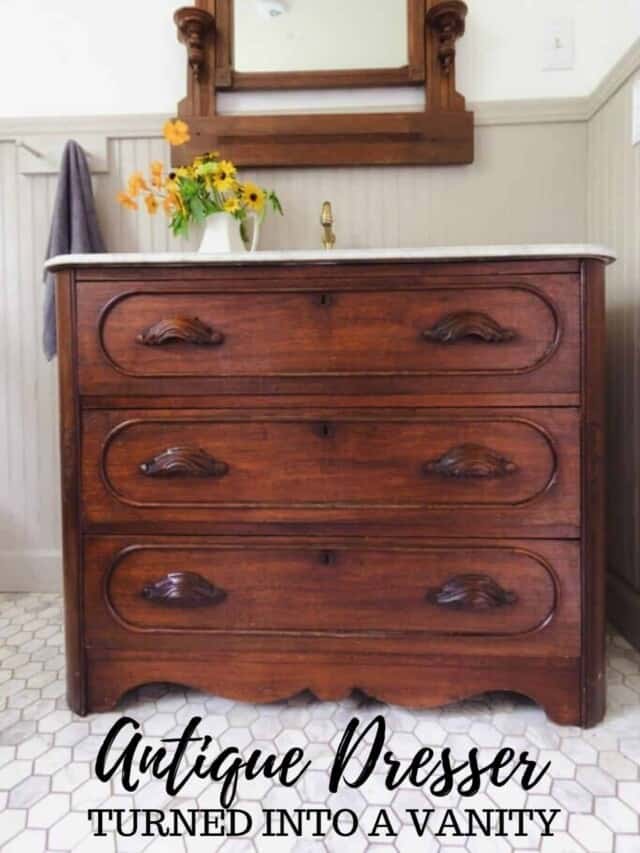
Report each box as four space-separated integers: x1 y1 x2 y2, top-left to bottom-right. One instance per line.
45 244 616 270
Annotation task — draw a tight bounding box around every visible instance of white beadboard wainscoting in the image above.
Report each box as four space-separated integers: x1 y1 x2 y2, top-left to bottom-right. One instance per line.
588 64 640 647
1 40 639 594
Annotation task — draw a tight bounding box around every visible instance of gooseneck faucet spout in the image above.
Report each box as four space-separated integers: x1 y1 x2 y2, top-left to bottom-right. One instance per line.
321 201 336 250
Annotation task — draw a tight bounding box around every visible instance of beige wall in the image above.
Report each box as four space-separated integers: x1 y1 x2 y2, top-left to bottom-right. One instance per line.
588 63 640 639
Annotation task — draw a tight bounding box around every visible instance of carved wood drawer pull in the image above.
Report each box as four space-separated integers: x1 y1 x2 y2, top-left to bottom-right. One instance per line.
137 317 224 346
423 443 517 479
142 572 227 608
423 311 516 344
427 574 517 611
139 446 229 478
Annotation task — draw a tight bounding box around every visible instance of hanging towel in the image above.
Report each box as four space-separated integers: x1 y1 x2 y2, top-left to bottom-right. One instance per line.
43 141 106 360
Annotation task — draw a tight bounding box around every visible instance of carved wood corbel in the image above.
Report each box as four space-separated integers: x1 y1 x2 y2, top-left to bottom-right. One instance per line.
174 7 215 82
427 1 467 74
425 0 468 112
175 2 217 118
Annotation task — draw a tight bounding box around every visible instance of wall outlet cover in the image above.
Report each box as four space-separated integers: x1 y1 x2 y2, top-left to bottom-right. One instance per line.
542 18 575 71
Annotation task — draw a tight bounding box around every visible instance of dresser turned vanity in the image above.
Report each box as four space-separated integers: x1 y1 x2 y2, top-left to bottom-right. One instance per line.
48 245 613 726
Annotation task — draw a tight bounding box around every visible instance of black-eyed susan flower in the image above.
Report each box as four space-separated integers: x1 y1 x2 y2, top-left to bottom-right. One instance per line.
213 160 238 192
223 196 242 214
240 182 266 213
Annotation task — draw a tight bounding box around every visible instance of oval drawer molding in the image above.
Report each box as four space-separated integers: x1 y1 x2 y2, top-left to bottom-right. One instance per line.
142 572 227 608
86 408 578 533
423 443 518 479
97 540 563 640
83 281 577 396
423 311 516 344
137 316 224 347
427 574 518 611
139 446 229 478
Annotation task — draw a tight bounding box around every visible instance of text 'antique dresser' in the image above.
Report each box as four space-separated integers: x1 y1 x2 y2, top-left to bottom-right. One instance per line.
48 246 613 726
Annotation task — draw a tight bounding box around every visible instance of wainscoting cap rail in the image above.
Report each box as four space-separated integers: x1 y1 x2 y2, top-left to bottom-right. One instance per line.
14 134 109 176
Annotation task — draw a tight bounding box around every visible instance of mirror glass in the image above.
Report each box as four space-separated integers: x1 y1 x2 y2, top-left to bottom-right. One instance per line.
233 0 408 74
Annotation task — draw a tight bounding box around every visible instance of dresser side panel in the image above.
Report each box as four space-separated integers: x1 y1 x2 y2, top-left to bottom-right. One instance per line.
581 259 607 727
55 270 87 716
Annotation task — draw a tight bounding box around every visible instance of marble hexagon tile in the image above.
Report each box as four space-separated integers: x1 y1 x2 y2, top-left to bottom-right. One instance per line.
0 593 639 852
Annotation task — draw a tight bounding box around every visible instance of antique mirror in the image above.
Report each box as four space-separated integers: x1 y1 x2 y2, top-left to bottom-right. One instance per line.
172 0 473 167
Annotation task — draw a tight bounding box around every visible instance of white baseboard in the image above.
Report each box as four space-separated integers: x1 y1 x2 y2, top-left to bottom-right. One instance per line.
0 551 62 593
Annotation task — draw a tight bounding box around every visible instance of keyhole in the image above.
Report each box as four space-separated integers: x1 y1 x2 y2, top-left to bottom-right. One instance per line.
313 421 335 439
316 421 336 438
314 292 332 307
319 550 335 566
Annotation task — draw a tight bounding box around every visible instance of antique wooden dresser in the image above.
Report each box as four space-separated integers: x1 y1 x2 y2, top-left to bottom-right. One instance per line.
48 246 613 725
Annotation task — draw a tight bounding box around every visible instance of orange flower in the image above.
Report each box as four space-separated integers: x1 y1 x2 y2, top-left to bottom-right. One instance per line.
163 119 191 146
117 191 138 211
127 172 148 197
163 193 180 215
150 161 164 188
144 194 159 215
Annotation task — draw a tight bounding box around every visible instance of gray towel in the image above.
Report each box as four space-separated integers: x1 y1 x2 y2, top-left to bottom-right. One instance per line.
43 141 106 359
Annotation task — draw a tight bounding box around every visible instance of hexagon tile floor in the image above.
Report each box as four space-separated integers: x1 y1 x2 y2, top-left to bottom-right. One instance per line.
1 594 639 853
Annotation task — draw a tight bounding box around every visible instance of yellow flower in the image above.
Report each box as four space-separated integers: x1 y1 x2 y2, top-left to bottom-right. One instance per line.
240 182 266 213
144 194 159 215
117 191 138 211
150 161 164 188
176 166 194 179
223 196 241 214
163 119 191 146
127 172 148 197
213 160 237 192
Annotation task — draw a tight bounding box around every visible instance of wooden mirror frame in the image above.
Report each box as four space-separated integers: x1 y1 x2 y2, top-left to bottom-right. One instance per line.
172 0 473 168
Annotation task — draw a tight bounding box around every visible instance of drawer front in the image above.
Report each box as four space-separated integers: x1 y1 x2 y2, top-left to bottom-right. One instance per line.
84 537 580 656
76 274 580 395
82 408 580 535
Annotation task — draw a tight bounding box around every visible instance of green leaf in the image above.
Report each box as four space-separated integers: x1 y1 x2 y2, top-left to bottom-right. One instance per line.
179 178 199 200
190 196 207 223
203 197 222 215
269 191 284 215
170 211 189 238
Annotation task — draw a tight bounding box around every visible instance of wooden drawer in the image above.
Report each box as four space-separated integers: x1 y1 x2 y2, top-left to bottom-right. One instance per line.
76 273 580 396
84 536 580 657
82 407 580 536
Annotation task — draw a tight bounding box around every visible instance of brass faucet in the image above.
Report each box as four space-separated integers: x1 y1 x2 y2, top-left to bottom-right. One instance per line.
321 201 336 250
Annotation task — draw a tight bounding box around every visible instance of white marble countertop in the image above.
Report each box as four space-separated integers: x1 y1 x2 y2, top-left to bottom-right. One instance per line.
45 243 617 270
